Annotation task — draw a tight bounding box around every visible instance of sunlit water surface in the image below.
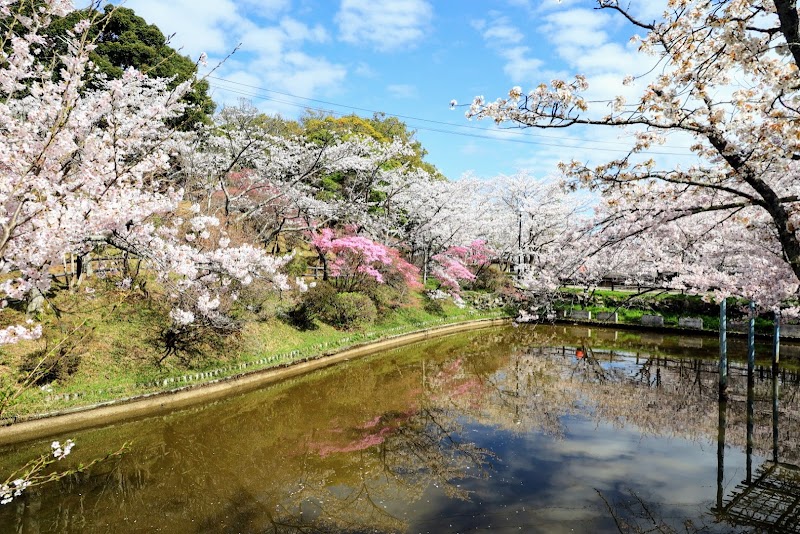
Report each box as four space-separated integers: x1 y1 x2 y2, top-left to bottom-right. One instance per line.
1 324 799 533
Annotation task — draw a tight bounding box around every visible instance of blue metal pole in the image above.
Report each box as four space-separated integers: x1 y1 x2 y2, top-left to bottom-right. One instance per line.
748 300 755 374
773 310 781 369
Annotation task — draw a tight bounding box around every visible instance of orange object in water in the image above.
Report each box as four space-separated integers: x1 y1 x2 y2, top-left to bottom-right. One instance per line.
575 349 585 359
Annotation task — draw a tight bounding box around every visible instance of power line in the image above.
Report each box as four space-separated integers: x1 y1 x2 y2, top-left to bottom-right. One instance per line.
206 75 695 156
209 81 692 156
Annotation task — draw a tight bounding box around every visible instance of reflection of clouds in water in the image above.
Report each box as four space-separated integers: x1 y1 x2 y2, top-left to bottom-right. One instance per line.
407 422 623 531
556 420 722 503
410 410 755 533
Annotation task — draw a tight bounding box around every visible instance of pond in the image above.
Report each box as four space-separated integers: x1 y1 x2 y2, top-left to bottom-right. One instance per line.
1 324 799 533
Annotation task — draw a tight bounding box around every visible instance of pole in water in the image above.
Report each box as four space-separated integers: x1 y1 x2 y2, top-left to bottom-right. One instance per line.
746 301 755 484
773 309 780 462
719 298 728 399
715 397 727 514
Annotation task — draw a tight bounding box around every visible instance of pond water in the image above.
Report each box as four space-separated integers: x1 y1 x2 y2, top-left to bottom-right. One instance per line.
1 324 799 533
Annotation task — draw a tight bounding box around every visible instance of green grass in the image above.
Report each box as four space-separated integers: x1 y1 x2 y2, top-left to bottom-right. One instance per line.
1 288 510 421
556 288 777 334
559 287 687 300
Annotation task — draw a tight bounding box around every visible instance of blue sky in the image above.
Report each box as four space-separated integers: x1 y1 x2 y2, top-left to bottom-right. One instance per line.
118 0 695 181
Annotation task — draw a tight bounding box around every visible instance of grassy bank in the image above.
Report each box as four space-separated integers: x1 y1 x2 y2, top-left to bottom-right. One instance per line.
0 287 511 423
555 287 777 333
2 285 782 425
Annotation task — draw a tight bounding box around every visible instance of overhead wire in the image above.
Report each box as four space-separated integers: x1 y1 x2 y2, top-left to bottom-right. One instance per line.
206 75 696 157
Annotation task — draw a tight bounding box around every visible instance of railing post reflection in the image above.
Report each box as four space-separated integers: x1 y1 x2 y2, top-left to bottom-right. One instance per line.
746 301 755 484
746 359 754 484
719 299 728 400
773 310 780 463
716 396 727 513
773 374 780 464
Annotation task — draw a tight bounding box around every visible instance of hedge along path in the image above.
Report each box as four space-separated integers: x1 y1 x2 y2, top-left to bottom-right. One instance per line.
0 318 510 446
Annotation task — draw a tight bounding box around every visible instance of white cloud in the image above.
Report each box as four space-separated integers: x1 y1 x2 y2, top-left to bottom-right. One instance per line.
470 19 486 32
123 0 242 56
482 18 524 45
473 14 546 84
237 17 329 61
122 0 348 113
536 7 655 108
546 32 609 53
236 0 291 12
501 46 544 82
386 84 418 99
475 15 522 46
278 17 329 43
509 0 582 10
628 1 670 22
278 52 347 93
509 125 699 181
542 8 612 46
354 62 378 78
336 0 434 52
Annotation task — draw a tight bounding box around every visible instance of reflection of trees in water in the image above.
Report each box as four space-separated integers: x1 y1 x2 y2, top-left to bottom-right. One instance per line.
428 348 575 438
3 325 800 533
417 326 592 439
595 380 800 534
471 336 800 466
596 488 715 534
261 404 495 533
414 325 800 458
421 327 800 534
0 336 501 533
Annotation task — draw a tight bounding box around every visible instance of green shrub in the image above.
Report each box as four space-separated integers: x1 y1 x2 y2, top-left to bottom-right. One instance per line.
333 292 377 329
303 281 339 320
423 296 445 316
284 255 309 278
364 283 403 316
472 264 511 292
300 283 376 329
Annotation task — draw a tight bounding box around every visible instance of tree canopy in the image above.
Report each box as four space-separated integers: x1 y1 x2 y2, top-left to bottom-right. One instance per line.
301 111 443 178
48 4 214 127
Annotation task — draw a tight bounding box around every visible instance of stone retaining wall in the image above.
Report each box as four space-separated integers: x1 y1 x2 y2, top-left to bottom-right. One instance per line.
566 310 592 320
679 317 703 329
641 314 664 327
595 312 618 323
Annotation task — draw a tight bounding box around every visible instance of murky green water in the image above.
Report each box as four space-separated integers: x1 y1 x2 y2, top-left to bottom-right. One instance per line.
1 325 798 533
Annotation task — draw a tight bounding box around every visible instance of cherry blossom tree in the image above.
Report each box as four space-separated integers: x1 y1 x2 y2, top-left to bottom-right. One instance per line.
382 174 492 278
174 102 435 254
466 0 800 307
430 252 477 294
0 1 291 345
481 172 586 278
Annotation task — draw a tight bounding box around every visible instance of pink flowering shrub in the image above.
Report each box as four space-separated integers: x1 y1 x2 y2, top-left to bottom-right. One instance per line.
431 254 475 292
447 240 494 268
311 229 421 292
431 240 495 295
